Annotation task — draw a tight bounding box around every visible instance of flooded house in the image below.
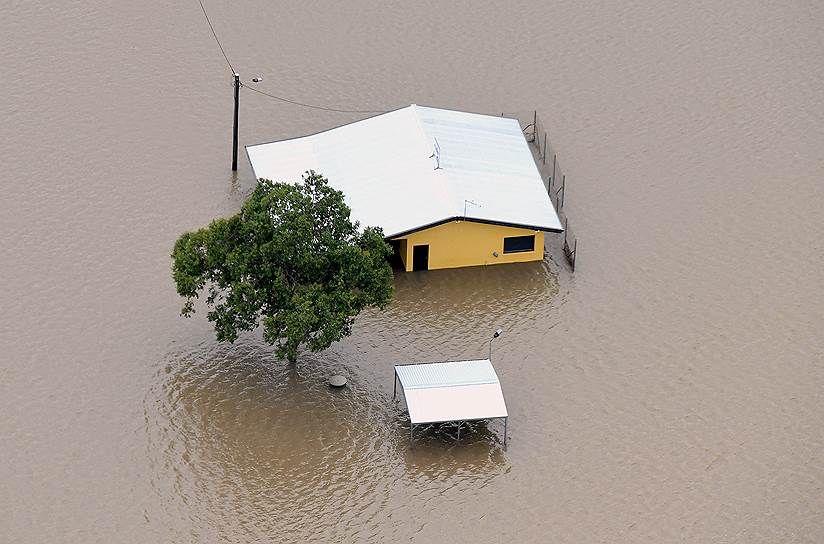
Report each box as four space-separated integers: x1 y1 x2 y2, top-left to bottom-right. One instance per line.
246 105 562 271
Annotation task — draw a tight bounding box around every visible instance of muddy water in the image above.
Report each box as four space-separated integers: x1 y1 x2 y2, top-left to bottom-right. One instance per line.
2 1 823 542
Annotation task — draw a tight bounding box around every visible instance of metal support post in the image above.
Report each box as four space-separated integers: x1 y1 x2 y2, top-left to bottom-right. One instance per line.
392 369 397 399
503 418 508 447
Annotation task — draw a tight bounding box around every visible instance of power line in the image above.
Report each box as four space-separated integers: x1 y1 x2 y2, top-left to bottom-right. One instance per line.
195 2 389 115
242 83 388 114
198 0 234 74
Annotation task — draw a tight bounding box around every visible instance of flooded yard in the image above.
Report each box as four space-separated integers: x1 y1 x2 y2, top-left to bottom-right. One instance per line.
2 1 823 542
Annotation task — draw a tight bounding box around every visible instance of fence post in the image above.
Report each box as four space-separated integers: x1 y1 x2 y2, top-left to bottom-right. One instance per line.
560 175 566 208
572 239 577 271
564 217 568 246
533 110 537 142
542 132 548 164
551 154 556 187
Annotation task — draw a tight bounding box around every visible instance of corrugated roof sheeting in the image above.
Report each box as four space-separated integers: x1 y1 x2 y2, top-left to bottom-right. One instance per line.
246 105 562 238
395 359 499 389
416 106 562 232
394 359 508 425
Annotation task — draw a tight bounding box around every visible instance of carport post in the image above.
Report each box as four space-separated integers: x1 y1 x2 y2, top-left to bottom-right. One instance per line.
504 417 508 447
393 369 397 400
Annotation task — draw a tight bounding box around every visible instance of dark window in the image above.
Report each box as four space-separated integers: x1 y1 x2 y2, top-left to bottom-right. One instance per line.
503 235 535 254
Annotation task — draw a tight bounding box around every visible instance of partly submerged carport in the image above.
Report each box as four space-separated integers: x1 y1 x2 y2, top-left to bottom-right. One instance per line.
393 359 508 446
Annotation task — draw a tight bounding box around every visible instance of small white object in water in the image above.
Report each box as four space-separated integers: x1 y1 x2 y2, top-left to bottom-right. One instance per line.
329 375 347 387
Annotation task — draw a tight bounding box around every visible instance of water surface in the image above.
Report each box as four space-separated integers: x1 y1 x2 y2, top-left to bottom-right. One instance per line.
1 1 823 542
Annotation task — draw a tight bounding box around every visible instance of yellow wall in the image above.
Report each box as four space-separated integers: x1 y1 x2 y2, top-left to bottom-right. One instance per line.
397 238 408 270
393 220 545 271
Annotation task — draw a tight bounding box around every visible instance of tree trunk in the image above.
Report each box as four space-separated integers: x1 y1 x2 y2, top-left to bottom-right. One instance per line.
286 341 299 363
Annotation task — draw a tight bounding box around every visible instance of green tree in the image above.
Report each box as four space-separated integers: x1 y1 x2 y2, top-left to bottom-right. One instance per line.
172 171 394 362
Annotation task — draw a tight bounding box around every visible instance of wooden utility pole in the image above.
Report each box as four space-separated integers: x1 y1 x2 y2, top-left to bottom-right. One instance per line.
232 73 240 171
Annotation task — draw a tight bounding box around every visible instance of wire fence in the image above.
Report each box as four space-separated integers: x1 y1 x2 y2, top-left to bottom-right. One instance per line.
500 110 578 271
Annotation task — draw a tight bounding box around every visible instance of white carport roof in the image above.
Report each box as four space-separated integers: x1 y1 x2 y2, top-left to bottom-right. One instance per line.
246 105 563 238
394 359 508 425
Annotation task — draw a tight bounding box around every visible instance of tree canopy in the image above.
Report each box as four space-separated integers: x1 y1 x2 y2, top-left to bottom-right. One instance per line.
172 171 394 362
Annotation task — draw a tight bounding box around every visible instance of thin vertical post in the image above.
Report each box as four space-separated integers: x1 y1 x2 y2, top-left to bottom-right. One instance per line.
551 154 556 188
410 424 414 446
572 239 577 272
457 421 461 442
532 110 537 142
560 175 566 208
503 418 507 447
564 217 568 246
393 369 397 399
542 132 548 164
232 73 240 171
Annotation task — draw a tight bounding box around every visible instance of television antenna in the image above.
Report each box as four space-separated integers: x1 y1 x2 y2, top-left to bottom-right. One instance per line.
464 199 481 217
429 138 442 170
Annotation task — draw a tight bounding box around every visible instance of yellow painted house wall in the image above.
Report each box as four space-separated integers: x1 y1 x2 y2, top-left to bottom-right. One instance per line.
393 220 545 271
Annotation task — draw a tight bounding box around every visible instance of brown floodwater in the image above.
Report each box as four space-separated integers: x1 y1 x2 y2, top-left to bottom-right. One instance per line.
2 1 823 542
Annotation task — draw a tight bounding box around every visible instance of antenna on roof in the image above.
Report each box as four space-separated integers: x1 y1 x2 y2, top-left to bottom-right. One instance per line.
429 137 442 170
464 199 481 218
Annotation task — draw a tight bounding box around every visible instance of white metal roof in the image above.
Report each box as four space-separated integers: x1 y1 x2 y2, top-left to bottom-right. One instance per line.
394 359 508 425
246 105 563 238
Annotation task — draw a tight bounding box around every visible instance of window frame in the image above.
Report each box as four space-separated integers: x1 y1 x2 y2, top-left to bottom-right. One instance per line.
503 235 536 254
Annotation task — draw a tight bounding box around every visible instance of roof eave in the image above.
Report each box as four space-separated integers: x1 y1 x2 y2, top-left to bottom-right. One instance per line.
386 216 564 239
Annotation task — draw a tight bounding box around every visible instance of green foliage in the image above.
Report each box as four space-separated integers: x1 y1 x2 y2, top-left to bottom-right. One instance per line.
172 171 394 362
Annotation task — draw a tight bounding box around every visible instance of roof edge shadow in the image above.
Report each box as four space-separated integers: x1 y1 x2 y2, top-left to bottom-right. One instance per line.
386 216 564 239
